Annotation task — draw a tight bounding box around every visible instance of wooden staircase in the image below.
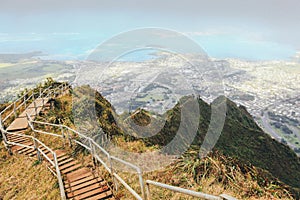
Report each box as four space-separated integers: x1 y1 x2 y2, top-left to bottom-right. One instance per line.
4 97 115 200
7 98 49 132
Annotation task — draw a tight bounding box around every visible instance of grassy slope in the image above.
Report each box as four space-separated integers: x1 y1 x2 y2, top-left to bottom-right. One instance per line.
0 143 60 200
1 83 298 199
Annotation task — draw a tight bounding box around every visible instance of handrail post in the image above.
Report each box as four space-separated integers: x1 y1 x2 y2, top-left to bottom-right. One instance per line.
0 115 3 130
60 125 65 146
137 169 146 200
24 95 27 108
108 155 118 192
89 139 97 168
67 129 72 148
146 182 151 200
0 128 12 154
33 138 41 161
39 88 42 97
53 153 67 200
13 102 17 118
26 113 34 131
34 101 37 116
61 85 63 95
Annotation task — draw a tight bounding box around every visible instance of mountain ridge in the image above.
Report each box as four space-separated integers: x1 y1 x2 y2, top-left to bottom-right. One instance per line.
81 86 300 198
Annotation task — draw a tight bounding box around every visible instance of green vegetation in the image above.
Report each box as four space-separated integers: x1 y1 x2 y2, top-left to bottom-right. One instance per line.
71 85 300 198
0 59 73 80
1 82 300 199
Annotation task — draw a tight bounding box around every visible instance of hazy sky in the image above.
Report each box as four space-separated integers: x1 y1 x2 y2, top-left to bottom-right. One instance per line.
0 0 299 60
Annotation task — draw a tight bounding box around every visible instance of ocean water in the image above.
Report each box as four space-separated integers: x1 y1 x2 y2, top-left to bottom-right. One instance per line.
0 34 296 61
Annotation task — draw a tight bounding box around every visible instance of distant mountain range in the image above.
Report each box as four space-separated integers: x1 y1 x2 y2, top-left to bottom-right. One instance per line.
0 51 43 62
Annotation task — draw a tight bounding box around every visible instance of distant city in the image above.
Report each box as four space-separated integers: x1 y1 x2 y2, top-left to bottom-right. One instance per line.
0 52 299 155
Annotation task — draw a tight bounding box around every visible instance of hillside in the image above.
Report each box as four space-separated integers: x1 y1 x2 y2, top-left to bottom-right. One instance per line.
1 83 300 199
77 86 300 198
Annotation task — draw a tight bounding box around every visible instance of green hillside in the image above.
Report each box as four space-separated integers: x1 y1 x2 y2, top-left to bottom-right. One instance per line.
8 83 297 199
79 87 300 198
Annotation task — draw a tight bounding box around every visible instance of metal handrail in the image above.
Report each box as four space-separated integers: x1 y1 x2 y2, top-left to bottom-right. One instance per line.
0 84 54 127
1 129 66 200
1 82 236 200
0 83 68 200
29 116 239 200
27 116 146 200
24 83 235 200
1 83 66 129
145 180 237 200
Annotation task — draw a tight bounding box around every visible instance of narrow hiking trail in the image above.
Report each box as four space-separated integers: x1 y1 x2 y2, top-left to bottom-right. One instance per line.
3 88 114 200
1 83 236 200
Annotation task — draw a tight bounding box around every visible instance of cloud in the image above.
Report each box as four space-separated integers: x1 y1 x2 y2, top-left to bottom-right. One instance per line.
10 0 299 49
184 30 226 36
1 0 300 52
52 32 80 36
0 36 44 43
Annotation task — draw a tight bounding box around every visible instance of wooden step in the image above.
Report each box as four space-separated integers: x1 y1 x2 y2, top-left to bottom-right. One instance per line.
66 178 104 193
57 155 70 162
44 150 54 157
18 147 34 154
12 145 27 152
8 137 32 142
9 139 30 145
23 148 37 156
18 145 33 154
52 160 78 171
9 138 31 143
54 150 67 158
15 141 33 147
39 148 50 154
11 142 33 152
65 175 96 189
65 168 91 182
85 190 113 200
7 135 23 140
21 147 36 154
8 135 29 140
67 183 109 199
48 153 67 161
58 158 74 166
61 164 82 174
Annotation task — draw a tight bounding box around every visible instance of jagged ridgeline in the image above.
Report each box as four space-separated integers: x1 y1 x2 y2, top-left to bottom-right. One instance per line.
71 85 123 137
71 85 300 198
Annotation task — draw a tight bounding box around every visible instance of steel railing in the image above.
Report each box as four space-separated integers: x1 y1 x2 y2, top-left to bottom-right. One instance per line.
0 127 67 200
27 116 146 200
26 114 236 200
0 82 69 200
0 82 69 129
1 82 236 200
145 180 237 200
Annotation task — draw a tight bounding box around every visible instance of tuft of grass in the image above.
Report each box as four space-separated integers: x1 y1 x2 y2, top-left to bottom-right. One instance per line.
32 160 41 166
113 136 159 153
